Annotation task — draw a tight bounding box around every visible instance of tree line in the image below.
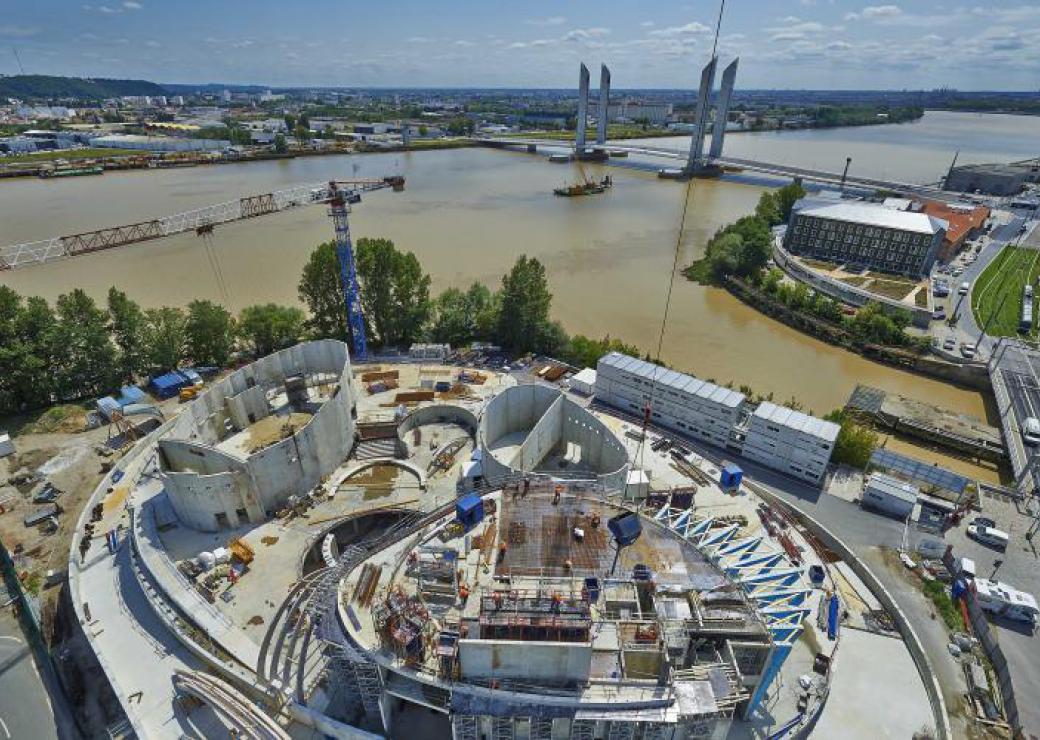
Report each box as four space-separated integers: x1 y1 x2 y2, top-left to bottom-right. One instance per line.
0 237 640 417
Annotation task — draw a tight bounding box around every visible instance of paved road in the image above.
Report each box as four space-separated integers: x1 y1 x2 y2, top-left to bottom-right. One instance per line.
0 606 62 740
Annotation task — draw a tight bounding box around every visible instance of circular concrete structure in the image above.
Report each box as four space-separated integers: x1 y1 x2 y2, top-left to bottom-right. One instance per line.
479 384 628 488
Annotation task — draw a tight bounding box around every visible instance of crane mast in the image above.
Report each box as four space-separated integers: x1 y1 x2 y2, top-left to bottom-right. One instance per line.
327 181 368 359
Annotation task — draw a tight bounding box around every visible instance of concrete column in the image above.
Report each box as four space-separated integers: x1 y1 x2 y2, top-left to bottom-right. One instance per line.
575 63 590 153
686 56 717 173
596 64 611 146
709 58 739 160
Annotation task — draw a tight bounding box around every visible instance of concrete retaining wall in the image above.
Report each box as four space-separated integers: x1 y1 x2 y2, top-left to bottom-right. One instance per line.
750 483 951 740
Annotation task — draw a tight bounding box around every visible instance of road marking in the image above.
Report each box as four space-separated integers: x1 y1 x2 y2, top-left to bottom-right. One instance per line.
0 716 10 739
0 636 22 645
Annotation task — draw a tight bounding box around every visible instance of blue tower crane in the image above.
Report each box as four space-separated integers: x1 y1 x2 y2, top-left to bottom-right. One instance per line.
325 177 405 360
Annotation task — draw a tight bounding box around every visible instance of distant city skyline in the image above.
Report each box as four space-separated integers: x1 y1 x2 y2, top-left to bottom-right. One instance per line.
2 1 1039 90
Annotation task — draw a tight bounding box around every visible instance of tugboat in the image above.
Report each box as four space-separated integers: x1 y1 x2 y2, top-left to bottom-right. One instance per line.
553 173 613 197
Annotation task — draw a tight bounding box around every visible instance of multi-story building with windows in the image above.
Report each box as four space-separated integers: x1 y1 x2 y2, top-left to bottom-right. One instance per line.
784 201 947 277
596 353 746 450
741 402 839 486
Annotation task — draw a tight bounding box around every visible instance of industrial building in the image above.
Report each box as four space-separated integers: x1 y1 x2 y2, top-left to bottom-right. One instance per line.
607 100 674 125
944 162 1040 196
157 340 355 531
89 133 231 152
741 402 839 486
785 201 947 277
595 352 746 450
861 473 919 519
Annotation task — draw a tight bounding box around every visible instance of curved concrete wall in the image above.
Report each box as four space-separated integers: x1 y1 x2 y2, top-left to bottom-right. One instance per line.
479 385 629 490
159 340 356 532
398 403 479 440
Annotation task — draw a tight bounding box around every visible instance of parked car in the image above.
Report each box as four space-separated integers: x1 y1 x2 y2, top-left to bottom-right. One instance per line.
932 307 947 321
970 516 997 529
960 342 977 358
1023 417 1040 446
943 337 956 351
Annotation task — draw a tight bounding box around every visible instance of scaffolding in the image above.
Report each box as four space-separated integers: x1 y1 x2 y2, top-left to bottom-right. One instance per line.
453 714 479 740
478 588 592 642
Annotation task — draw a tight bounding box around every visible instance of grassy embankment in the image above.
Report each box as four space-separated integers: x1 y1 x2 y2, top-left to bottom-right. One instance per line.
0 147 142 164
971 246 1040 339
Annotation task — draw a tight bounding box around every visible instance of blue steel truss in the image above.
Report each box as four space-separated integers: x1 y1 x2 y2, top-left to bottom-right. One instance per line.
329 190 367 359
652 504 813 714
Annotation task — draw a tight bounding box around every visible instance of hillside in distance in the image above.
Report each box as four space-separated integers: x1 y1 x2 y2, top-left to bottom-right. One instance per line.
0 75 167 100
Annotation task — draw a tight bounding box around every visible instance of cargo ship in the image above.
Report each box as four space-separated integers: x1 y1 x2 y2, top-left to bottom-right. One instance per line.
553 174 613 197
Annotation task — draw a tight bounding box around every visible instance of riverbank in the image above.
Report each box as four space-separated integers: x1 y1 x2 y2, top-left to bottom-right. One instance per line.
722 274 990 391
0 137 478 180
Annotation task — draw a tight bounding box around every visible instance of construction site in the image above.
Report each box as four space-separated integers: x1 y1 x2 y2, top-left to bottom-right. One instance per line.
53 325 951 740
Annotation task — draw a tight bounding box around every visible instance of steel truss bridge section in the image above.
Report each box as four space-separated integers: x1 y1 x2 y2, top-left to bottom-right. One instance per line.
0 178 399 270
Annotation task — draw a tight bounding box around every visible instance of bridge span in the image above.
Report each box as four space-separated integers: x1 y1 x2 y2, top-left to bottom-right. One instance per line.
474 136 951 200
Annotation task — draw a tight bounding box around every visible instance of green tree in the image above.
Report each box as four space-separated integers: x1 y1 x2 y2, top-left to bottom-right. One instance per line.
184 300 235 367
107 287 148 382
283 114 296 133
51 289 117 400
430 282 497 347
238 304 304 356
562 334 641 369
294 123 311 141
273 133 287 153
143 307 186 374
0 288 57 413
755 192 781 226
355 237 432 348
298 241 348 341
496 255 553 354
824 409 880 469
775 181 807 223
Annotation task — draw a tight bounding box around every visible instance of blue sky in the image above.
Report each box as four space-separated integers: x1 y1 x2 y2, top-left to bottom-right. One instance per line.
1 1 1039 89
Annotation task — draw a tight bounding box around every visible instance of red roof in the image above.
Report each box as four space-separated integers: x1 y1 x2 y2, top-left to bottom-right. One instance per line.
920 201 990 247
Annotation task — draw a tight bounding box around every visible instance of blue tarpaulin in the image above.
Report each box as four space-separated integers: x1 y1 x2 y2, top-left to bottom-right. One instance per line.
150 371 188 397
720 463 743 490
827 593 840 640
96 396 121 421
117 385 146 406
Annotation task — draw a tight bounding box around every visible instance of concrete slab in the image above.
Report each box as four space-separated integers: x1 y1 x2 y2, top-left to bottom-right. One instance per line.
813 628 933 740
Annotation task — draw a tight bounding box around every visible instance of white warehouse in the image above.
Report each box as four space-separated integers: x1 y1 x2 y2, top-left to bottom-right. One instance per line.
596 352 746 449
742 402 840 485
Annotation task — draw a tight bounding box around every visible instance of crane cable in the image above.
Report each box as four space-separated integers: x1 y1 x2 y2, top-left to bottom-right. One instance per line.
635 0 727 477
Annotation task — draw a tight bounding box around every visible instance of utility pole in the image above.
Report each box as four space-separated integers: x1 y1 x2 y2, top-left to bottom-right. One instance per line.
11 47 25 75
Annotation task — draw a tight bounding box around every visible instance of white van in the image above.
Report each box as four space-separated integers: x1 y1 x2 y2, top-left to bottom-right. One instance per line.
968 524 1010 550
958 281 970 296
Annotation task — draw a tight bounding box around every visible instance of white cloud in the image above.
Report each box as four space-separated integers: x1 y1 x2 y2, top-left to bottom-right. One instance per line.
144 39 161 48
640 21 655 28
648 21 711 38
526 16 566 27
562 27 610 42
123 1 142 9
453 40 475 47
846 5 902 21
0 24 39 37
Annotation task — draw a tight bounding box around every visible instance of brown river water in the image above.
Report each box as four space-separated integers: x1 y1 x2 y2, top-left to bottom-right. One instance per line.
4 112 1034 482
